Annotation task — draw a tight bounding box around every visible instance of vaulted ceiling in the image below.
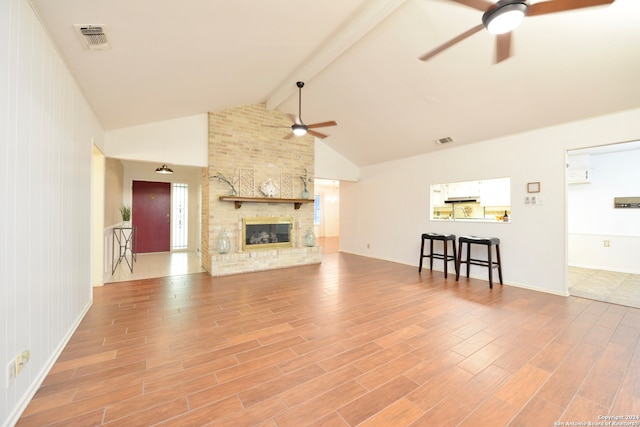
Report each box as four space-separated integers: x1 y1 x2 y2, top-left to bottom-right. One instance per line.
30 0 640 166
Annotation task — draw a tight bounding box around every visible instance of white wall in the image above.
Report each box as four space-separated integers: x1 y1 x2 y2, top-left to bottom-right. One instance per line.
105 120 357 180
315 139 359 181
105 114 208 167
568 145 640 273
340 108 640 296
1 0 104 424
92 147 106 286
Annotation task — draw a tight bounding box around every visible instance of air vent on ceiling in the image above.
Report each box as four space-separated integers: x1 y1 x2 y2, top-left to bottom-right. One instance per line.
74 25 110 50
435 136 454 145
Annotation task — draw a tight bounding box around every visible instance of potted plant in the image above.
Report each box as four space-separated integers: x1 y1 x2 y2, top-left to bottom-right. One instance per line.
119 205 132 227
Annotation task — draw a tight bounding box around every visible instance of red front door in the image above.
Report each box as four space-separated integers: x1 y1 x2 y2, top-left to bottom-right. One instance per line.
132 181 171 253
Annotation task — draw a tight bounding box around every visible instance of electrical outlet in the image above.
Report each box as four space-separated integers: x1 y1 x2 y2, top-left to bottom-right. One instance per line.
6 359 15 388
603 240 610 247
367 243 370 249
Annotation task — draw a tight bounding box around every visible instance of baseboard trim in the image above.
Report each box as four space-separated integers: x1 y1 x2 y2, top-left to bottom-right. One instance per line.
4 299 93 427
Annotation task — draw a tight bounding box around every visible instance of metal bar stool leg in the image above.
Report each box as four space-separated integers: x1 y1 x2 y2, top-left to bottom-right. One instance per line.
465 240 471 278
456 240 463 281
452 238 459 276
429 239 434 270
419 236 425 272
496 244 503 285
443 239 448 278
487 244 493 289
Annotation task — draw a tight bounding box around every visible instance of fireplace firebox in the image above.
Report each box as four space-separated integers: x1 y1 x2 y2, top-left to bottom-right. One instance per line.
243 216 293 251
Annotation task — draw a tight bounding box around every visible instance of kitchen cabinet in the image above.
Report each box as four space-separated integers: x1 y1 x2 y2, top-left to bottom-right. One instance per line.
430 177 511 222
480 177 510 206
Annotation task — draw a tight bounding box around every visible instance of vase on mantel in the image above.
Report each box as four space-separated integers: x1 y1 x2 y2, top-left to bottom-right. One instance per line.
303 227 316 247
216 229 231 254
301 188 309 199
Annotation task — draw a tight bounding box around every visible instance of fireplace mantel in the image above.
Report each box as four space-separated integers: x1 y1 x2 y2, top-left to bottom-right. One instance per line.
219 196 313 210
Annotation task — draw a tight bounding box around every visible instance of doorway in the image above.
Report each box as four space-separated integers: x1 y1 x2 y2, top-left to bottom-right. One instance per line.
567 140 640 308
133 180 171 253
314 179 340 253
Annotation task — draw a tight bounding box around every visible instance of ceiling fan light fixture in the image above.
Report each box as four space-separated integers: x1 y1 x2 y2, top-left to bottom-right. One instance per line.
483 1 528 35
292 123 308 136
155 164 174 174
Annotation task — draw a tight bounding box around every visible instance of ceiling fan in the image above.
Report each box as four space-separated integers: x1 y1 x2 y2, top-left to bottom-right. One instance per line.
283 81 337 139
419 0 615 64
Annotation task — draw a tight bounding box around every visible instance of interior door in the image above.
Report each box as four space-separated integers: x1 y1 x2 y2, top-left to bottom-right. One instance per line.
132 180 171 253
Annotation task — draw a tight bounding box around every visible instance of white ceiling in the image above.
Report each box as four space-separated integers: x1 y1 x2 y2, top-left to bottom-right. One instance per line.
30 0 640 167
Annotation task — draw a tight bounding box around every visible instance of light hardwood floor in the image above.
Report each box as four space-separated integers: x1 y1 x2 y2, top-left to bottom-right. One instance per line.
17 251 640 426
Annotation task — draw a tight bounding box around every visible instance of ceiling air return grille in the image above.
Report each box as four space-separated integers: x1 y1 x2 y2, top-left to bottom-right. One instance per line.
435 136 454 145
74 25 110 50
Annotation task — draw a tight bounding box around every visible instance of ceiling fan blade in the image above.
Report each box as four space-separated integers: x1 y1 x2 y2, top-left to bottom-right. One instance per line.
527 0 614 16
419 24 484 61
308 129 329 139
495 32 512 63
283 132 294 140
307 120 337 129
449 0 495 12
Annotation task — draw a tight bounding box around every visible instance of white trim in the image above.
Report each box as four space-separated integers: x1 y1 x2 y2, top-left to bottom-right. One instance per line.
4 300 93 427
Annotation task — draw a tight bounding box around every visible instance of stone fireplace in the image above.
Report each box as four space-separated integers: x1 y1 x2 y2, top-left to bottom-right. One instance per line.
202 104 321 277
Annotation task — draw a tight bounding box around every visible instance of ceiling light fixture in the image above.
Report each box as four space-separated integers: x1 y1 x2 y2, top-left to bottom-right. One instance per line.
482 0 528 35
155 164 174 174
292 123 308 136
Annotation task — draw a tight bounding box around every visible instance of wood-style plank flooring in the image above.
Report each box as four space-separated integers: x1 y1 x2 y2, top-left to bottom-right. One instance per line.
17 252 640 426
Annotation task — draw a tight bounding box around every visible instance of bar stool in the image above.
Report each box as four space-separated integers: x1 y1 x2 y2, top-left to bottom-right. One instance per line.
456 236 503 289
419 233 458 278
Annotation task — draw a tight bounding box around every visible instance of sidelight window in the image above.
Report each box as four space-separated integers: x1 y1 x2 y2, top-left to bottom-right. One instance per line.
172 183 188 250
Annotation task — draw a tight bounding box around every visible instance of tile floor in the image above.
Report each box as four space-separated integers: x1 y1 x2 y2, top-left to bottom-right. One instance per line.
106 251 206 283
569 266 640 309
